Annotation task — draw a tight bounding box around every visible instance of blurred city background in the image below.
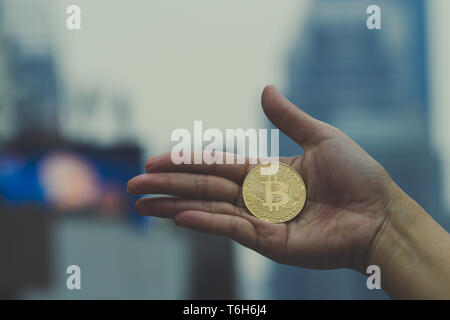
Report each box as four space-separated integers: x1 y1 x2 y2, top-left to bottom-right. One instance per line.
0 0 449 299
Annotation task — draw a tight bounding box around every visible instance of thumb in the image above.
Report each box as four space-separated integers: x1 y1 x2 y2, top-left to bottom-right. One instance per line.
261 85 332 149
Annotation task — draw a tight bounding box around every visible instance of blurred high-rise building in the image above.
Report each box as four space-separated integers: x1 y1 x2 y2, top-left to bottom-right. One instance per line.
270 0 444 299
0 0 60 138
0 6 15 143
0 0 137 146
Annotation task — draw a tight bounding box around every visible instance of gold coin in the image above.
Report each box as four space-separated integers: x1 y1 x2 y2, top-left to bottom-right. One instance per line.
242 162 306 223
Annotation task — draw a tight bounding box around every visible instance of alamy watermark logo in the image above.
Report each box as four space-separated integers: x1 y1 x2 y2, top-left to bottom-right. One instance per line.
366 5 381 30
64 5 381 31
66 265 81 290
66 5 81 30
170 121 280 174
366 265 381 290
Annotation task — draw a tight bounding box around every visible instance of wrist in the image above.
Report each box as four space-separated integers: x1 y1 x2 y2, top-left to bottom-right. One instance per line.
366 186 420 270
365 184 450 299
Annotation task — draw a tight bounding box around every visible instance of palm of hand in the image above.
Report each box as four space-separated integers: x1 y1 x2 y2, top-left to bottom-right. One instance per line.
243 137 393 271
128 86 396 271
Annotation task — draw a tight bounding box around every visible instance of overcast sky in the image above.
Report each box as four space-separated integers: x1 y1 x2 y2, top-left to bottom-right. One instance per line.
48 0 308 154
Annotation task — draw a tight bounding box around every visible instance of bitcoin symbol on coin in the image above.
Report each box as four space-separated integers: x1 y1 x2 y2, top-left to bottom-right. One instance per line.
261 176 290 212
242 162 306 223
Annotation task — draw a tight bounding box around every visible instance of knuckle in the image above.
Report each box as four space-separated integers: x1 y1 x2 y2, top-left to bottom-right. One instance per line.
195 174 210 198
207 213 215 232
202 200 213 212
229 216 238 238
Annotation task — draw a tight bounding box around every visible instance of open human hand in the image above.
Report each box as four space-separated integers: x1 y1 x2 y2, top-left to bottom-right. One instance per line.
127 85 401 272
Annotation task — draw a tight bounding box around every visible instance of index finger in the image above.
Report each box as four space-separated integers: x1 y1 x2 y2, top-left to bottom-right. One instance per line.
146 151 251 183
146 152 295 184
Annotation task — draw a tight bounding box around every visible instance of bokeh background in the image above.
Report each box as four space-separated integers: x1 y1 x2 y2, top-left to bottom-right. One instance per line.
0 0 449 299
